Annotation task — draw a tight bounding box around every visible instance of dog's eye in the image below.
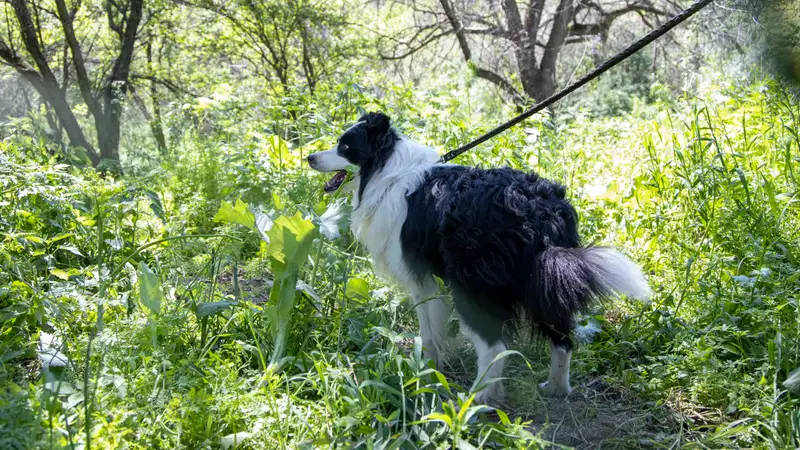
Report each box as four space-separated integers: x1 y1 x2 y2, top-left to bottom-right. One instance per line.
340 143 349 150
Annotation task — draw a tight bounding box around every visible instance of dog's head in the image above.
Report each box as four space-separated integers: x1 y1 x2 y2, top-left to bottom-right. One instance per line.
307 112 396 194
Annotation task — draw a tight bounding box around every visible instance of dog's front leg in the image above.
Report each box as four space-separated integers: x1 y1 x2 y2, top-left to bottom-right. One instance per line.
411 279 450 367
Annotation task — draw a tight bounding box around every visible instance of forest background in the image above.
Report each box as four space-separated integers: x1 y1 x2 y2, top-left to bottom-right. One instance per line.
1 0 800 448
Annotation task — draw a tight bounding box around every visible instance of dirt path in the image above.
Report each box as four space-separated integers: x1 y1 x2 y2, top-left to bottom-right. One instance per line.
519 378 680 449
444 342 683 449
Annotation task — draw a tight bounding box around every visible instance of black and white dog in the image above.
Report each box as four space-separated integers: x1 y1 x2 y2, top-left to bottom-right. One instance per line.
308 112 651 403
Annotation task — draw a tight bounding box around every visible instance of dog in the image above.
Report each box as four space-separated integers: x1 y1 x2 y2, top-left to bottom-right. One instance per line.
307 112 651 403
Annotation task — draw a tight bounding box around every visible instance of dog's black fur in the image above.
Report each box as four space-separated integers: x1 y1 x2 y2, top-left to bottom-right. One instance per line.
336 112 400 200
348 112 615 348
401 165 593 347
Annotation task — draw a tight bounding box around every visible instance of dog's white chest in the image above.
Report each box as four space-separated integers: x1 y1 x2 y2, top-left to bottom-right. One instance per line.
350 194 409 285
345 137 441 289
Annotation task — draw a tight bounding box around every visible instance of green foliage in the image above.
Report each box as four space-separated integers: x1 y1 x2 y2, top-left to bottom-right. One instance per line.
213 199 257 230
138 262 163 316
2 58 800 449
568 49 655 117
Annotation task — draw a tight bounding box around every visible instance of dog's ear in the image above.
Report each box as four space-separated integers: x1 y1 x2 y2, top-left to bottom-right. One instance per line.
363 112 391 137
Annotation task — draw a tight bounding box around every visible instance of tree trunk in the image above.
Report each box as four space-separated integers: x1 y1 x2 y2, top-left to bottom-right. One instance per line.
147 41 168 155
529 68 556 100
2 2 101 165
131 84 168 155
99 87 123 162
0 48 98 164
150 88 167 156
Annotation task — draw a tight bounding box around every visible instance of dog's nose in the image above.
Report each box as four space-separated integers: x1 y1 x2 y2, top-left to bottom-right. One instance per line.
307 154 317 165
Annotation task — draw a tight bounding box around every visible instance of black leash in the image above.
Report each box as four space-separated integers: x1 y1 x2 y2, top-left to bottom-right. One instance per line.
439 0 715 163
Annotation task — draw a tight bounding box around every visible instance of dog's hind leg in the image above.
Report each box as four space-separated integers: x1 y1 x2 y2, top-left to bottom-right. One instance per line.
450 288 507 404
411 278 451 367
462 322 507 404
540 325 573 397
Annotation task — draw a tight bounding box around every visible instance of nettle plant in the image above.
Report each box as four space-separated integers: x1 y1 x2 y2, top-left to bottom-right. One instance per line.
212 198 320 370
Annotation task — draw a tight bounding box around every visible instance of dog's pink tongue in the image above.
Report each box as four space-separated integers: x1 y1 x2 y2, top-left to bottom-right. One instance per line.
324 170 347 193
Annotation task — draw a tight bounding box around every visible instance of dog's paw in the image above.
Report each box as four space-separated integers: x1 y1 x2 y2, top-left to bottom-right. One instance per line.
539 381 572 397
472 384 506 406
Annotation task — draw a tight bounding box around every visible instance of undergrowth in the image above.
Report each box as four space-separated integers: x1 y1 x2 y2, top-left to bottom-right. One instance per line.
1 76 799 449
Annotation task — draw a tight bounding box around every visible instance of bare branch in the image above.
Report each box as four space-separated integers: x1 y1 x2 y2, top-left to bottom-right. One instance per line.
525 0 546 37
130 74 197 96
0 35 43 84
501 0 524 42
441 0 524 102
473 66 525 103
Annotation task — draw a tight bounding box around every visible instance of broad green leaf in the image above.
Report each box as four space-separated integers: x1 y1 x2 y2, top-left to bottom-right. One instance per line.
496 408 511 425
456 438 478 450
272 192 284 211
48 233 74 244
295 280 320 302
50 268 70 280
254 211 274 243
138 262 162 316
313 200 327 216
44 381 79 396
59 245 83 257
266 212 316 265
359 380 403 397
346 278 370 301
457 394 475 422
196 301 237 319
76 216 95 226
105 238 123 250
266 135 293 167
20 234 44 244
265 214 317 368
433 370 453 395
213 199 255 230
144 190 167 224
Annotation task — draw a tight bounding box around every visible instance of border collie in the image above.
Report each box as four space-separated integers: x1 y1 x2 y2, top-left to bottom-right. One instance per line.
307 112 651 403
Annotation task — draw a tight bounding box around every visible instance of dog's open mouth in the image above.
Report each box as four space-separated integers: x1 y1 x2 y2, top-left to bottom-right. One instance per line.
324 170 348 193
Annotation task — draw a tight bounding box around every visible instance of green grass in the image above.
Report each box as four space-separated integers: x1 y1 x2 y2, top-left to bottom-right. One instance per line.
1 75 799 449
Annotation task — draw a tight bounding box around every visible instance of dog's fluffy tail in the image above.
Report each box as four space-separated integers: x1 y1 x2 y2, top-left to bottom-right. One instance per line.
533 247 652 314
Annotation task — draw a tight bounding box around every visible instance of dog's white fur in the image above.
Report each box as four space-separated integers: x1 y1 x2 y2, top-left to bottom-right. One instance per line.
315 136 441 287
588 249 653 300
350 138 440 285
540 341 572 396
315 137 468 384
310 145 352 172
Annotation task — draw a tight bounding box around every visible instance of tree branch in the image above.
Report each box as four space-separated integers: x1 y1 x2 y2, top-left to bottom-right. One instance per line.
541 0 573 71
379 29 453 60
525 0 547 38
130 74 197 96
6 0 100 164
437 0 524 102
55 0 103 118
473 66 525 103
108 0 142 84
0 36 44 88
501 0 524 44
10 0 57 82
570 1 672 38
438 0 472 60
